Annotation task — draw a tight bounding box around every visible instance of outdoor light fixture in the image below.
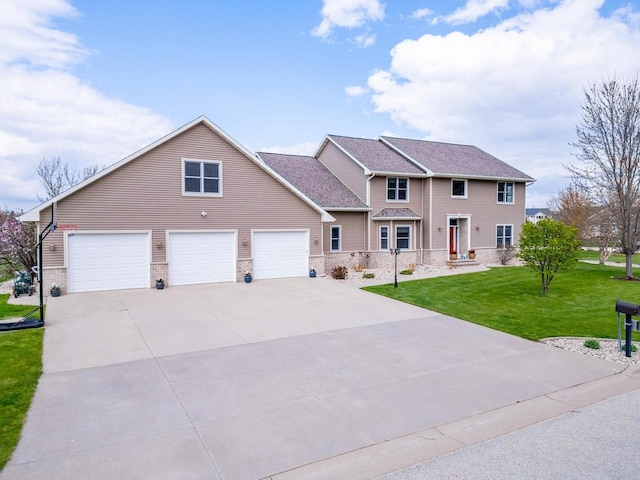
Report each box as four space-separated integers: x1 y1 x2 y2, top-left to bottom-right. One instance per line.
438 226 442 231
49 244 56 251
476 225 480 231
201 211 207 217
242 238 248 246
390 248 401 288
156 241 164 249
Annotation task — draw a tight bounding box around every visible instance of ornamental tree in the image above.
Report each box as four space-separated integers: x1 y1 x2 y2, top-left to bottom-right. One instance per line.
517 219 580 295
569 74 640 279
0 214 37 275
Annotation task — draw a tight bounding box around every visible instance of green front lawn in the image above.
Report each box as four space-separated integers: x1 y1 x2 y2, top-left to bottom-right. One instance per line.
0 294 39 321
578 249 640 264
364 262 640 341
0 327 43 470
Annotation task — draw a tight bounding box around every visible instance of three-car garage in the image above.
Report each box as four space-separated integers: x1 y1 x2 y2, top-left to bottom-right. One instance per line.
65 230 310 293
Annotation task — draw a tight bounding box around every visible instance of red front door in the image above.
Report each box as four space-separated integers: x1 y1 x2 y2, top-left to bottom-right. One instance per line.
449 225 459 254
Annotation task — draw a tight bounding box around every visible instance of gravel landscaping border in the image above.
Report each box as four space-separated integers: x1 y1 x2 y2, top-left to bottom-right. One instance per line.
542 337 640 365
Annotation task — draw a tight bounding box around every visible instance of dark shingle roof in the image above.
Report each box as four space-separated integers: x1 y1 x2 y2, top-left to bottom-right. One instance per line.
372 208 421 219
258 152 368 209
526 208 552 216
381 136 533 181
328 135 425 175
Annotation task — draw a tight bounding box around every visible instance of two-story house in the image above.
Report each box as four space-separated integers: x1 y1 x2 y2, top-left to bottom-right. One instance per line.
21 116 533 294
525 208 552 224
260 134 533 270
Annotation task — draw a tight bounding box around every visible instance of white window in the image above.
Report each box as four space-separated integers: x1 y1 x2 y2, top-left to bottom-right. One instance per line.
380 226 389 250
497 182 514 204
396 226 411 250
496 224 513 247
451 179 467 198
330 225 341 251
387 177 408 201
183 159 222 196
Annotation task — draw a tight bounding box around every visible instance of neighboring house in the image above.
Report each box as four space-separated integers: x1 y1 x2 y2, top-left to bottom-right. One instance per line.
260 135 534 270
525 208 552 224
20 117 333 294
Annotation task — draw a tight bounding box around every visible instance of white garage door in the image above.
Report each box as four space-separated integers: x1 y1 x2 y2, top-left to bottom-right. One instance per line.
67 233 150 293
168 232 236 286
253 231 308 280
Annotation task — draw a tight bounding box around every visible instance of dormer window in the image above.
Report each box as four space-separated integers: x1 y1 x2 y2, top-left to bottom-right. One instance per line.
387 177 408 202
451 179 467 198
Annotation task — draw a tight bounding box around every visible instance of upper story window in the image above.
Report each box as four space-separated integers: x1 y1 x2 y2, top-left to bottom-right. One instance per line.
330 225 341 251
451 179 467 198
387 177 408 202
497 182 514 204
183 159 222 196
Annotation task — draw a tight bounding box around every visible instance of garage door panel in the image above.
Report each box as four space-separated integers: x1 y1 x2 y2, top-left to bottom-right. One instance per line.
67 233 150 293
169 232 236 286
253 231 308 280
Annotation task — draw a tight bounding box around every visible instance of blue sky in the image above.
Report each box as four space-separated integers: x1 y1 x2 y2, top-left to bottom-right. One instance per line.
2 0 640 211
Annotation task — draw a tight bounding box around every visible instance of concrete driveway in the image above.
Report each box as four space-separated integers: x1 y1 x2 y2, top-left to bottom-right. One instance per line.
2 277 638 480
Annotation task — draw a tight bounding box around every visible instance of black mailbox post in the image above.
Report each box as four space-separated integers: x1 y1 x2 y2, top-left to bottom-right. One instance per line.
615 299 640 357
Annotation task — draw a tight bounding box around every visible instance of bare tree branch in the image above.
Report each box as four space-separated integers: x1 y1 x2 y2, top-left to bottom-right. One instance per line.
568 74 640 279
37 157 103 201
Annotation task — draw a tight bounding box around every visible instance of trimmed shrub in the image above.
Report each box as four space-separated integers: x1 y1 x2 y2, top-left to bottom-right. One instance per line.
583 339 601 350
497 244 517 265
331 266 349 280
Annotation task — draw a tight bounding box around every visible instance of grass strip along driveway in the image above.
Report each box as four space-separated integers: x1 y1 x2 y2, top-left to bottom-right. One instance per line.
365 262 640 341
0 295 43 471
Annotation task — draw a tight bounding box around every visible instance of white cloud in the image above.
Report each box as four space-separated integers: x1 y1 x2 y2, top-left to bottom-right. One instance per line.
345 85 368 97
0 0 86 68
259 142 318 156
0 0 172 210
441 0 510 25
312 0 385 39
354 33 376 48
367 0 640 205
412 8 434 20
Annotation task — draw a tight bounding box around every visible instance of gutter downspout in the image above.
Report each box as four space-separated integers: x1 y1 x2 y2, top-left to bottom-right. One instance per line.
420 177 425 265
366 172 375 253
429 177 433 261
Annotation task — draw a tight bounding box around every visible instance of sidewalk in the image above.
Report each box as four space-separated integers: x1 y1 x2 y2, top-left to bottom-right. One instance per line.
377 386 640 479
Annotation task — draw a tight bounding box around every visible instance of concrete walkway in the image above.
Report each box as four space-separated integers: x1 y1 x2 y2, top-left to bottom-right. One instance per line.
1 276 638 479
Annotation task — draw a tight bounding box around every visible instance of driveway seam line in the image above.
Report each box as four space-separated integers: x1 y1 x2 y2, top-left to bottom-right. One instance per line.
120 291 223 479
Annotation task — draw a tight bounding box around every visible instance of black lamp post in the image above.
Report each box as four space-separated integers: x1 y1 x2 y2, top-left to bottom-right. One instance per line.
389 248 400 288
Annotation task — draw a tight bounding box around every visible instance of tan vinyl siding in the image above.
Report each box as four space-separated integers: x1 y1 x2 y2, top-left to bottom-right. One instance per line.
317 141 366 201
40 123 323 267
323 212 367 252
429 177 526 249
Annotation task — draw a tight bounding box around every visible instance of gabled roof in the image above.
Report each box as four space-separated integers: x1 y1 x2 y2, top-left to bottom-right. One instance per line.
326 135 426 175
20 116 334 223
372 208 421 220
526 208 552 216
257 152 368 210
380 136 534 182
